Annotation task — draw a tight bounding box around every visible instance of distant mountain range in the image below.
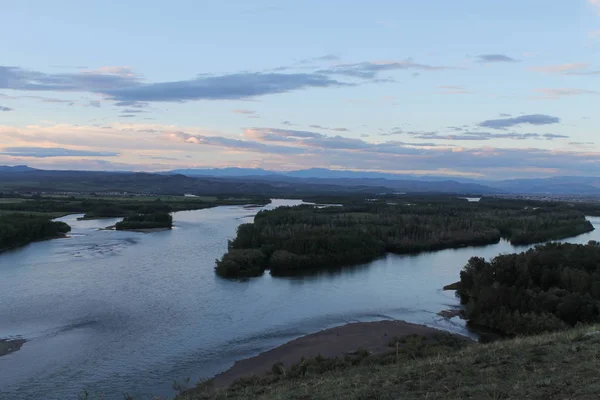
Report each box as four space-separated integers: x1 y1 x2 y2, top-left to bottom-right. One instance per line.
167 168 600 196
167 167 480 183
1 166 599 196
0 165 37 172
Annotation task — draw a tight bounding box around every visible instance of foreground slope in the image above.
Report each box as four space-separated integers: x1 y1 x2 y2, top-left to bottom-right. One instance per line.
185 324 600 400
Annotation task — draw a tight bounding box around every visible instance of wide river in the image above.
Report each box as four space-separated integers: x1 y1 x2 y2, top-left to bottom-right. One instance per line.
1 199 599 400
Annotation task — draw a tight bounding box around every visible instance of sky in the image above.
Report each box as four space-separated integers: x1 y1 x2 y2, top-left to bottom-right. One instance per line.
1 0 599 179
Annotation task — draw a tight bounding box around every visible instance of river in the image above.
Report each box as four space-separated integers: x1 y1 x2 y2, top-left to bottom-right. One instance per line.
1 199 599 400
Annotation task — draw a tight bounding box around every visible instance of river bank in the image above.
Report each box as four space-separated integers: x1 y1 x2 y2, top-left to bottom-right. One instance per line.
206 320 468 389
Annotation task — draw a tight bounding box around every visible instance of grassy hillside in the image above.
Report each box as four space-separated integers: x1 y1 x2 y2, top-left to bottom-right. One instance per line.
183 325 600 400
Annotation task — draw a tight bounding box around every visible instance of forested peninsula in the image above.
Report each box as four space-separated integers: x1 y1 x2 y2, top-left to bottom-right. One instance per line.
0 213 71 252
216 198 595 278
457 241 600 336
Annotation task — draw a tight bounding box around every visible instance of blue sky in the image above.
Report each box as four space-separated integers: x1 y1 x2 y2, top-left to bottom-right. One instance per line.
1 0 599 179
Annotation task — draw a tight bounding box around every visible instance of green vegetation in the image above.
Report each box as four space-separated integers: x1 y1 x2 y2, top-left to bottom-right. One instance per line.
0 213 71 252
0 194 269 250
180 325 600 400
457 241 600 336
216 198 594 277
115 212 173 230
0 195 268 219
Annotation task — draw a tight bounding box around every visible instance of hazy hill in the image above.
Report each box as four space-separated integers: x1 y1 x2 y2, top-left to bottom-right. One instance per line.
169 168 600 196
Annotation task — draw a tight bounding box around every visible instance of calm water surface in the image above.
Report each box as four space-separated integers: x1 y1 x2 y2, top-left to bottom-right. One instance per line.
1 199 599 400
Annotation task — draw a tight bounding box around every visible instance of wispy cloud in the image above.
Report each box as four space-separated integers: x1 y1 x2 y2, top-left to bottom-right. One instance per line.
317 60 452 79
0 65 351 103
535 88 599 99
0 123 597 178
105 72 350 102
232 109 256 114
476 54 519 63
437 85 470 94
407 131 568 141
0 106 13 112
296 54 341 65
478 114 560 129
308 124 350 132
0 56 454 104
0 146 119 158
530 63 591 73
589 0 600 13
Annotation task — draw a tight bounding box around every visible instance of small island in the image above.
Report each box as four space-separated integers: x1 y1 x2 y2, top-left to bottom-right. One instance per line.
115 211 173 232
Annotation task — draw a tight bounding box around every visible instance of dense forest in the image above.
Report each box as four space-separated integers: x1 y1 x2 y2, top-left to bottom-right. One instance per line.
0 195 268 250
457 242 600 336
115 212 173 230
0 196 268 219
216 198 595 278
0 213 71 252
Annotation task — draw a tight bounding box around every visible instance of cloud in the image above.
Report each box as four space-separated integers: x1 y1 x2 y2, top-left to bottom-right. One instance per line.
114 101 149 108
88 100 101 108
0 146 119 158
476 54 519 63
242 128 444 154
589 0 600 13
281 120 295 126
0 57 451 104
535 88 599 98
121 109 146 113
317 60 451 79
437 85 470 94
569 141 595 146
232 109 256 114
408 131 567 141
499 113 512 117
0 65 350 103
0 65 140 92
296 54 341 65
543 133 569 139
168 130 305 155
0 122 596 178
530 63 591 74
529 63 600 76
478 114 560 129
308 124 350 132
104 72 350 102
0 106 12 112
119 114 136 118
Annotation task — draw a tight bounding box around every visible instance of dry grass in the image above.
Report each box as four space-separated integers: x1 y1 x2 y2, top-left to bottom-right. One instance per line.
181 325 600 400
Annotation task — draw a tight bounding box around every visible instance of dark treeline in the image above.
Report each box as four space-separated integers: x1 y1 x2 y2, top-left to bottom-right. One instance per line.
457 241 600 336
0 196 269 219
0 195 269 250
215 198 594 278
115 212 173 230
0 214 71 252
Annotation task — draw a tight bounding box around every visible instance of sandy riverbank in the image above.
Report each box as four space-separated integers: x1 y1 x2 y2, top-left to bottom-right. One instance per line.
209 320 460 388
